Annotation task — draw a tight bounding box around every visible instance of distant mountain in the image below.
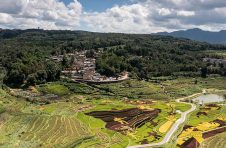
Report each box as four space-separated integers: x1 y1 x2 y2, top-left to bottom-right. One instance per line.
155 28 226 44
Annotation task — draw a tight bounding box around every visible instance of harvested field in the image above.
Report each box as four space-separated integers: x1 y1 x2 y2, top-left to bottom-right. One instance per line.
85 108 161 133
159 121 173 133
197 112 208 117
196 122 220 131
125 100 153 105
177 123 226 147
213 119 226 126
179 127 226 148
203 126 226 139
159 115 176 133
179 137 199 148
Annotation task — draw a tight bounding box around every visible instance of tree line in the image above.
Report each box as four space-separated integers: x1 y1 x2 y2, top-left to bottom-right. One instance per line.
0 29 226 87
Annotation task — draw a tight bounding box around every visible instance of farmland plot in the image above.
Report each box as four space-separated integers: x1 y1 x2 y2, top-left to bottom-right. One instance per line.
0 113 93 147
21 115 92 147
200 131 226 148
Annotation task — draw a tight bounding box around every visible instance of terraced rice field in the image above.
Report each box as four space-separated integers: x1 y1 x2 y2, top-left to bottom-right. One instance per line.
200 132 226 148
177 103 226 148
86 108 161 133
21 115 92 147
0 114 93 147
0 89 130 148
2 83 222 147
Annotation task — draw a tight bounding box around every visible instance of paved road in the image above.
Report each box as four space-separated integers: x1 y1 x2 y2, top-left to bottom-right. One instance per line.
128 92 202 148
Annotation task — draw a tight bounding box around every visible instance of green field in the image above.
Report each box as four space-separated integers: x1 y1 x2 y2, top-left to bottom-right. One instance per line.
38 83 71 96
188 105 226 126
0 89 186 147
206 50 226 60
0 77 226 147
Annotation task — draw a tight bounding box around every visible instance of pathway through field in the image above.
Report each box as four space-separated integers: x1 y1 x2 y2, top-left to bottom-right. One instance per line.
127 90 206 148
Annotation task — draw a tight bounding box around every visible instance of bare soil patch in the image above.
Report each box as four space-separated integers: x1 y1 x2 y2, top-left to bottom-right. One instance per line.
85 108 161 133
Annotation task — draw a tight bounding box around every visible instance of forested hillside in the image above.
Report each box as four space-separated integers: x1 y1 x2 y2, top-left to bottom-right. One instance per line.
155 28 226 44
0 29 226 86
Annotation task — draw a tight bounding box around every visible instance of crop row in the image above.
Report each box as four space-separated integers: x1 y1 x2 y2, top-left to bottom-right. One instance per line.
22 115 91 147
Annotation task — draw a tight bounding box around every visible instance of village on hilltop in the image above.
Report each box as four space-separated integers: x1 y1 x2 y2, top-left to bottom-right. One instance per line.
51 50 128 83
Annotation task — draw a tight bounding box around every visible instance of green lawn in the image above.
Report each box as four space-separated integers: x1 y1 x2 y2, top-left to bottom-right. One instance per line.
95 79 168 100
38 83 70 96
0 104 5 114
172 102 192 112
188 104 226 126
205 50 226 60
36 77 226 101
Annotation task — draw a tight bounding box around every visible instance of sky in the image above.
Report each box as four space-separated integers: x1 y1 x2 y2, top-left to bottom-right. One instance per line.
77 0 131 12
0 0 226 33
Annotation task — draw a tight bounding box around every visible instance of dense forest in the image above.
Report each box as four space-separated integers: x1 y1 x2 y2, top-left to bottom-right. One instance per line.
96 37 226 79
0 29 226 86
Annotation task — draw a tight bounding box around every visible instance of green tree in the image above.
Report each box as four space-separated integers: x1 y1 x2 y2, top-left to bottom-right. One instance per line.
45 61 61 81
62 55 70 68
201 67 208 78
27 74 37 85
86 49 95 58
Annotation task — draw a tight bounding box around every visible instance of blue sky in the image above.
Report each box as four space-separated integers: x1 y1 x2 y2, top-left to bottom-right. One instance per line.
0 0 226 33
62 0 131 12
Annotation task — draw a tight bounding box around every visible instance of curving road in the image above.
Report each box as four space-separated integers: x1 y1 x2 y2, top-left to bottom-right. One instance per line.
127 91 204 148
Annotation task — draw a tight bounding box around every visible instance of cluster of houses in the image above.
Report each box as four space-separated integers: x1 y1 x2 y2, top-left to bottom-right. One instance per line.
51 50 128 83
203 58 226 65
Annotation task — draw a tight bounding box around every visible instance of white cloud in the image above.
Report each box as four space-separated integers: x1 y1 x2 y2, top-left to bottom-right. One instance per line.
158 8 172 16
82 0 226 33
0 0 82 29
0 13 14 24
0 0 29 14
177 11 195 17
82 4 161 33
0 0 226 33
